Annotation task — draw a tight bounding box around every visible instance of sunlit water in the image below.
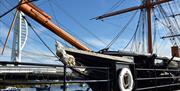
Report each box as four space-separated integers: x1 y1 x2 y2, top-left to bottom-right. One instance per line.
19 85 92 91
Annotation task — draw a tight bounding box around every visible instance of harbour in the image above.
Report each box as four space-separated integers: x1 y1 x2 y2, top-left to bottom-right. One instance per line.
0 85 91 91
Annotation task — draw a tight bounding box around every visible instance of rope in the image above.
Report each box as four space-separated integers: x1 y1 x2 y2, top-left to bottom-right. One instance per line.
0 16 54 57
105 0 125 13
0 0 38 18
157 5 177 44
1 10 19 55
168 2 180 32
152 8 157 53
22 16 58 58
51 0 107 46
158 5 180 44
47 0 98 50
105 10 138 49
123 10 142 50
22 16 95 79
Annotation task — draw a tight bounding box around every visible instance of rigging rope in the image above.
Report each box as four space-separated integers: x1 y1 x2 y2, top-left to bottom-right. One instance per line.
1 10 19 55
157 5 176 44
47 0 98 50
158 5 180 45
129 7 146 53
104 10 138 49
1 0 15 16
152 8 157 53
51 0 107 46
47 0 66 42
105 0 125 14
24 17 98 78
0 16 51 57
22 16 58 58
168 2 180 34
0 0 38 19
123 10 142 50
142 9 146 53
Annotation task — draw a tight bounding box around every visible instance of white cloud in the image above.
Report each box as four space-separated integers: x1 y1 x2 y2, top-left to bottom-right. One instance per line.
0 44 61 64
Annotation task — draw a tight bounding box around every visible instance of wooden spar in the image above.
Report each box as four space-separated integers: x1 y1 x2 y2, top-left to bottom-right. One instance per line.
26 2 52 20
147 0 153 54
96 0 171 54
95 0 171 20
18 1 91 51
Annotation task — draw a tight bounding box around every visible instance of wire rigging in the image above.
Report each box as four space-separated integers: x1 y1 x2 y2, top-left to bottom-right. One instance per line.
158 5 180 45
47 0 97 50
51 0 107 46
168 2 180 33
105 0 125 13
0 14 52 58
157 5 176 44
22 16 58 58
133 8 146 53
24 18 95 78
0 0 38 19
104 10 139 49
152 8 157 53
1 0 15 16
1 10 19 55
123 10 142 50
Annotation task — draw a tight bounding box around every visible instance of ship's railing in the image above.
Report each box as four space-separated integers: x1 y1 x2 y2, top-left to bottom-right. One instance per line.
0 61 111 91
135 68 180 91
62 64 110 91
0 66 61 73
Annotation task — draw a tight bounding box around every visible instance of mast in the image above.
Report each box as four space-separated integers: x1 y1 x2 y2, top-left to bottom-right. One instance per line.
147 0 153 53
95 0 171 54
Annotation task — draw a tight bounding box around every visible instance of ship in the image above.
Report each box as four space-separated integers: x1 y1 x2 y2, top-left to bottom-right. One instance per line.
0 0 180 91
0 87 20 91
34 85 50 91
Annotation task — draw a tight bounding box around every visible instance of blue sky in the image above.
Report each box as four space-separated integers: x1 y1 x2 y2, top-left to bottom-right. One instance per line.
34 0 141 50
0 0 180 63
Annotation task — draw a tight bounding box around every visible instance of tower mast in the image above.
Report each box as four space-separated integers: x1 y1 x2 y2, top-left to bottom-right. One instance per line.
11 0 28 62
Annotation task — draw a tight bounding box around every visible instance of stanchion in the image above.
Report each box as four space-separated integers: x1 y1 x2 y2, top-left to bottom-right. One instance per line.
63 64 67 91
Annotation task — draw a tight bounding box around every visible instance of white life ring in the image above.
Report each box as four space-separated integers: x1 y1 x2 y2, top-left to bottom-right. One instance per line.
118 68 134 91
